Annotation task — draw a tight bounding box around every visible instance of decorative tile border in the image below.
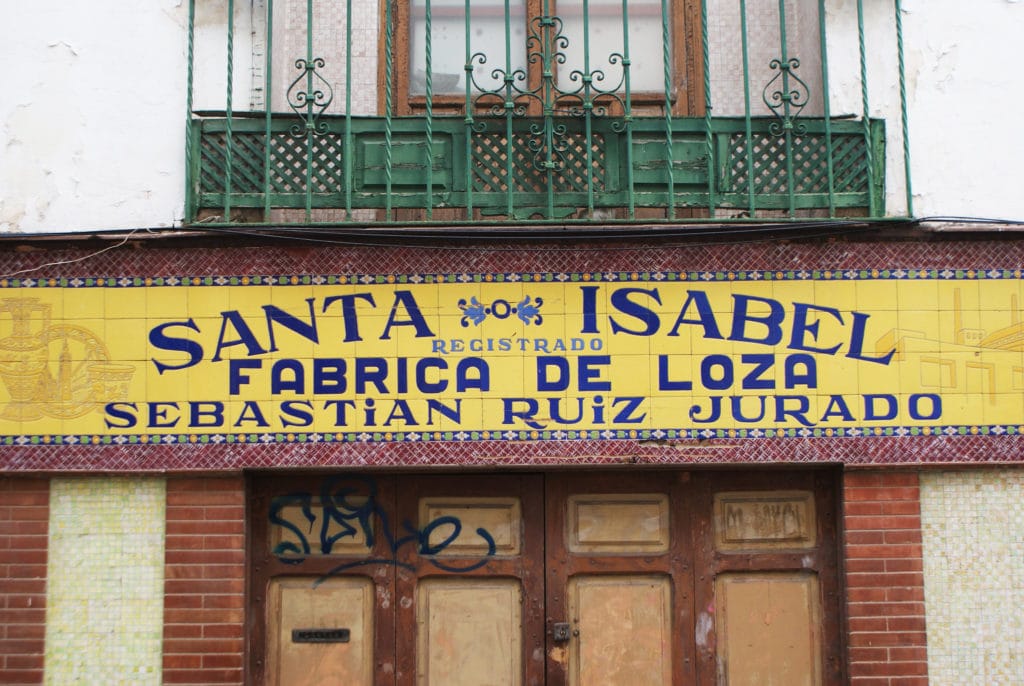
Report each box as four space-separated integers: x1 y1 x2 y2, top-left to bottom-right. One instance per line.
1 423 1020 449
1 267 1021 290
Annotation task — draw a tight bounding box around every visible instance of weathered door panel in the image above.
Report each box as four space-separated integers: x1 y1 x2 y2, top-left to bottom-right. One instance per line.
250 474 399 685
416 577 524 686
545 472 697 686
266 576 375 686
714 573 822 686
395 474 546 686
691 470 843 686
567 575 673 686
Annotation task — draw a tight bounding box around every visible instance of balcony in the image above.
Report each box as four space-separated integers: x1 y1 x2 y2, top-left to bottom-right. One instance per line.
185 0 911 226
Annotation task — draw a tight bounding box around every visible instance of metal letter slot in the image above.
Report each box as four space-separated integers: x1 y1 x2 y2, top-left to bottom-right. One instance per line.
552 622 572 642
292 628 351 644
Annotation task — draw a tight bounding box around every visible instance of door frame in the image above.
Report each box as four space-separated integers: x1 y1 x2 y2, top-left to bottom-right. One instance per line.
246 466 845 685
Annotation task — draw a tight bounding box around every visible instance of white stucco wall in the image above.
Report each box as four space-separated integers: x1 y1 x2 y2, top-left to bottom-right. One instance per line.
828 0 1024 218
0 0 1022 232
1 2 182 232
0 0 250 233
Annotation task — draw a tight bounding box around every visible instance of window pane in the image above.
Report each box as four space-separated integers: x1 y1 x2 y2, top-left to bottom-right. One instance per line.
558 0 667 95
410 0 528 96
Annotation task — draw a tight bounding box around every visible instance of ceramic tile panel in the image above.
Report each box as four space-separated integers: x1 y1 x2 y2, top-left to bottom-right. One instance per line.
44 478 166 685
2 238 1024 471
921 470 1024 685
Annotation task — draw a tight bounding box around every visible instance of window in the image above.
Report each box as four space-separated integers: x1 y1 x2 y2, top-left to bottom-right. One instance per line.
393 0 699 115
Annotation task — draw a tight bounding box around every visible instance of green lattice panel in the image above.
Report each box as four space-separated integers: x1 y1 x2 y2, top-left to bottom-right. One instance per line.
270 133 346 194
199 132 266 194
199 131 347 196
725 132 868 195
471 129 607 194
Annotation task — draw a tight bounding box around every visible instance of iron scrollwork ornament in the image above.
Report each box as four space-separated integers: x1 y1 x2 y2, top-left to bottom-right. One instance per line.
763 57 809 137
467 12 630 179
287 57 334 137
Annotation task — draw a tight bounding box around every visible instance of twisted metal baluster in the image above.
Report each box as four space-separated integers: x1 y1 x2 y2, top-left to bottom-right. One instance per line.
385 0 395 218
895 0 912 216
857 0 876 217
619 0 634 219
504 0 516 216
263 0 274 221
582 0 594 216
740 0 756 216
225 0 235 222
345 0 353 218
662 0 675 218
702 0 714 217
463 0 474 219
540 1 558 217
818 0 836 217
424 0 434 219
185 0 196 221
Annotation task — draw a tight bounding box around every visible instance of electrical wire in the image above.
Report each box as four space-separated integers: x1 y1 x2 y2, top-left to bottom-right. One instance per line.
0 229 145 279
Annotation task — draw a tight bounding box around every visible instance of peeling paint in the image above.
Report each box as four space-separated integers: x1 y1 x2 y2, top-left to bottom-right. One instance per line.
695 611 713 649
46 40 78 56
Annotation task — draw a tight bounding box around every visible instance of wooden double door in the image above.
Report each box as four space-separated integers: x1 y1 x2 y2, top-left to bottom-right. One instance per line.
248 469 842 685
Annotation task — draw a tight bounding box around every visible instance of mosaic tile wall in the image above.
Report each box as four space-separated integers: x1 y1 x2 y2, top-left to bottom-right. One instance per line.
921 470 1024 685
44 478 166 685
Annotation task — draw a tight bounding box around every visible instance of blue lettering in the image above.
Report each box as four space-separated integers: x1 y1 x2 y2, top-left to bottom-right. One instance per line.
610 288 662 336
909 393 942 420
263 298 320 352
271 359 305 394
280 400 314 427
149 319 204 373
104 402 138 429
229 359 262 395
863 394 897 421
322 293 375 343
668 290 722 339
189 401 224 427
381 291 436 339
729 295 784 346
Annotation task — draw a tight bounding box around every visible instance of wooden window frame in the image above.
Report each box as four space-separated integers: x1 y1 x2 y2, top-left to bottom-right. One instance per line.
384 0 704 116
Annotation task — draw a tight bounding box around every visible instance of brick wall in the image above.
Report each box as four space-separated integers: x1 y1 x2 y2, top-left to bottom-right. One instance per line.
843 470 928 685
0 478 48 686
164 477 246 685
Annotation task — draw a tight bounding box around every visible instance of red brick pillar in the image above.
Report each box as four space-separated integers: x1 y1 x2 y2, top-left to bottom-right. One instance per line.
0 478 48 686
843 470 929 685
164 477 246 685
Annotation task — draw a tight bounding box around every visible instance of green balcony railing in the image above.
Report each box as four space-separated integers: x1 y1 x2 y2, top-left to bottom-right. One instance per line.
185 0 910 225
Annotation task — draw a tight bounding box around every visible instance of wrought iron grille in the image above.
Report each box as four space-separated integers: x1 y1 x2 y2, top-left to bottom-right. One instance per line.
185 0 910 224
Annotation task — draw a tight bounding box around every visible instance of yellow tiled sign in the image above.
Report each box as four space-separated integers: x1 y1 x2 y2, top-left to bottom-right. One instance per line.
1 274 1021 441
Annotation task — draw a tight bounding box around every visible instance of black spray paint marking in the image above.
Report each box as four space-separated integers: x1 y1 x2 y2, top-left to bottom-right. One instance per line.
268 474 497 585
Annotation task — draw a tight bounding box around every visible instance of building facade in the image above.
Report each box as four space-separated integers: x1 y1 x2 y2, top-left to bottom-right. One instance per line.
1 1 1023 684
